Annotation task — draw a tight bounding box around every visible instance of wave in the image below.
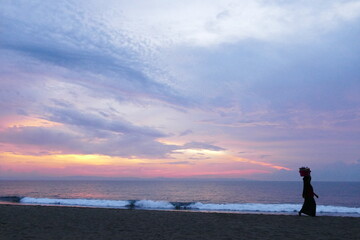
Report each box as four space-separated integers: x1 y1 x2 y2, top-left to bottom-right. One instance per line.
0 196 22 203
1 196 359 216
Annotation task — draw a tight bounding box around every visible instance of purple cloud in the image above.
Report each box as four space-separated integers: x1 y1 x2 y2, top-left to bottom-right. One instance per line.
182 142 225 151
47 108 167 138
0 125 177 158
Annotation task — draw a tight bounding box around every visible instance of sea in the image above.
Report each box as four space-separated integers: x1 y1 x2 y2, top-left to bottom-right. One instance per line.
0 180 359 217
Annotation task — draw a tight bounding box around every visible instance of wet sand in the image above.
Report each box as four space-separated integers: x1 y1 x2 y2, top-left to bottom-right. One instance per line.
1 204 359 240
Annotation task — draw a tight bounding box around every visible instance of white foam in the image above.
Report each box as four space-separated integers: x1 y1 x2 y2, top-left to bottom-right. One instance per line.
188 202 360 215
20 197 130 208
19 197 360 215
188 202 302 213
317 205 360 214
135 200 174 209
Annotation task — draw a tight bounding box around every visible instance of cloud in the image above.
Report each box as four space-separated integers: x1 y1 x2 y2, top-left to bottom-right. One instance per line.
2 0 359 112
5 1 360 56
179 129 193 137
98 0 360 46
163 161 192 165
0 126 74 147
47 108 167 138
182 142 225 151
1 0 360 181
0 105 180 158
0 112 228 157
0 125 177 158
0 108 230 158
0 1 189 108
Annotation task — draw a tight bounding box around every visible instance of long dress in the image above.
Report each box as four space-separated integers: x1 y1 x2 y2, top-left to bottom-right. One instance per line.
299 176 316 216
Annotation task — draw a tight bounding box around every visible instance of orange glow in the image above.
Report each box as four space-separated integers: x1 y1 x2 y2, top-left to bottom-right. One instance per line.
0 150 290 179
0 152 170 178
0 115 62 129
0 152 137 167
164 169 270 178
157 139 183 145
231 156 291 170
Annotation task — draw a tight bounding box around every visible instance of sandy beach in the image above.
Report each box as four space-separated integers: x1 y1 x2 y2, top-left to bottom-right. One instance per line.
1 204 359 240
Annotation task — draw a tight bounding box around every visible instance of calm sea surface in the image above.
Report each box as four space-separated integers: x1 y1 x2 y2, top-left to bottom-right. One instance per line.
1 180 359 216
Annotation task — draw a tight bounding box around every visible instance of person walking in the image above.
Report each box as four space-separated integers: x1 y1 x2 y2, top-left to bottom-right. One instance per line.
298 167 319 216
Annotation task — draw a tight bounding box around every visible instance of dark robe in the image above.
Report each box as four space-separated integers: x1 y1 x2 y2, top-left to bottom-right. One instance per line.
299 176 316 216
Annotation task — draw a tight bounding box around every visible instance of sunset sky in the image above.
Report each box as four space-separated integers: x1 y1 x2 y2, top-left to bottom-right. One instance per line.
1 0 360 181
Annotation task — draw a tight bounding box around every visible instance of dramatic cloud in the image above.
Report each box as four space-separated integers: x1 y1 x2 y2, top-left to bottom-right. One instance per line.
1 0 360 180
0 1 189 107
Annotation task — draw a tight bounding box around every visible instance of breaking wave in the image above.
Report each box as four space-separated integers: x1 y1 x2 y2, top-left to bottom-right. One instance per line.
0 196 356 216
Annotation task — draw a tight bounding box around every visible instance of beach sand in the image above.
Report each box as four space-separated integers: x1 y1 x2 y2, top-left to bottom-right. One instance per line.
1 204 359 240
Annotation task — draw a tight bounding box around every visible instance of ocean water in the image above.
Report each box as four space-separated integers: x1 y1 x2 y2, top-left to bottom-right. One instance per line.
0 180 359 217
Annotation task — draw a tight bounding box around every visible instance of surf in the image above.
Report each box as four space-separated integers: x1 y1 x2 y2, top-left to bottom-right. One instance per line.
1 196 358 216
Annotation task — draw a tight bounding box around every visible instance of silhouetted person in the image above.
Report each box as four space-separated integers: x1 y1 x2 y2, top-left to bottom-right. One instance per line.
298 167 318 216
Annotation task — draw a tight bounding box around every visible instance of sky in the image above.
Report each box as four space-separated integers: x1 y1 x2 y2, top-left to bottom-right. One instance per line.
1 0 360 181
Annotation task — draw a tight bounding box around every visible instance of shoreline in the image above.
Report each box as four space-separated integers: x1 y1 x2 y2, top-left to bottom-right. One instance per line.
1 201 359 218
1 204 359 239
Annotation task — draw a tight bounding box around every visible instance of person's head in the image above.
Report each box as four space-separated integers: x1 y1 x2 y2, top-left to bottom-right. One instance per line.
299 167 311 177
